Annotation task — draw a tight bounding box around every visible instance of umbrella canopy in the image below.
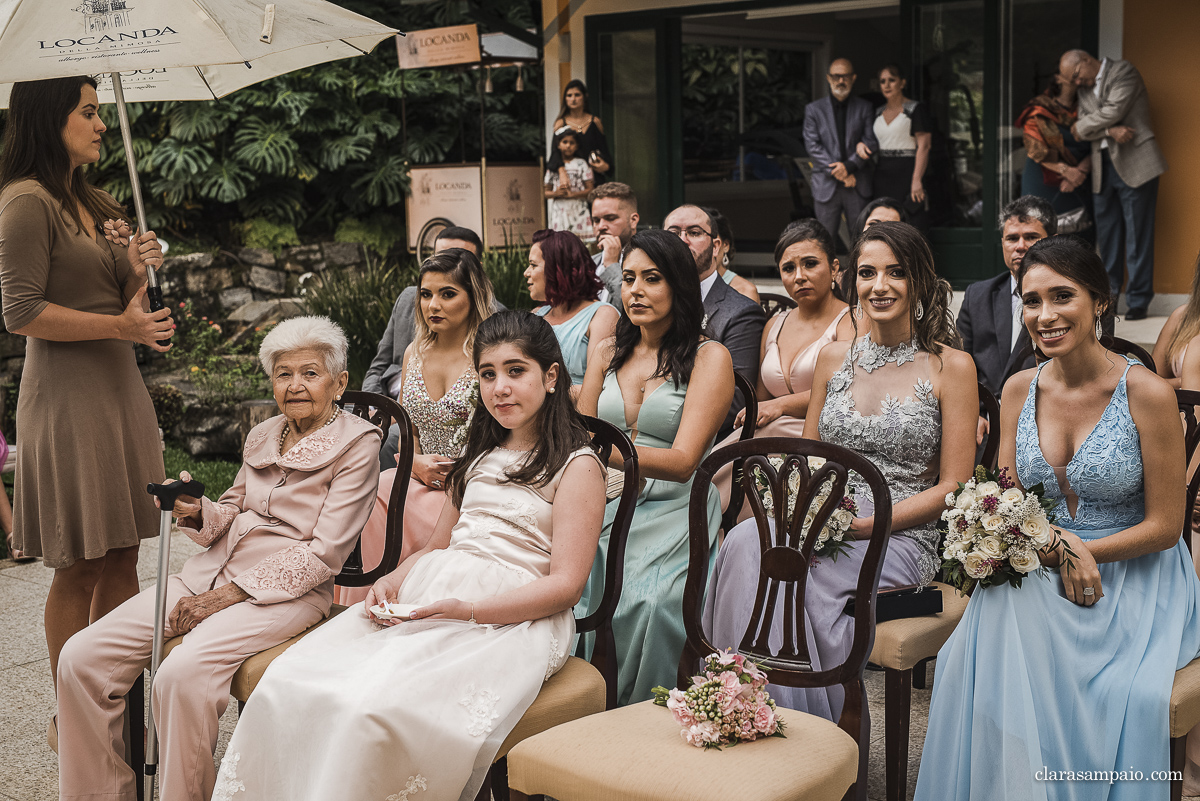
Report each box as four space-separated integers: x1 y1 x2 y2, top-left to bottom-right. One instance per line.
0 0 399 104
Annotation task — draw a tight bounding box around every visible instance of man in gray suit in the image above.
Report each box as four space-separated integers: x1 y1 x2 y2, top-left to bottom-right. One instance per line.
664 205 766 439
362 227 499 468
1061 49 1166 319
802 58 879 251
588 182 639 307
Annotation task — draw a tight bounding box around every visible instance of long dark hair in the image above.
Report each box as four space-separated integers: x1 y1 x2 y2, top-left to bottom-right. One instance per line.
608 229 704 387
0 76 125 234
445 311 590 504
1018 235 1111 358
556 79 591 122
532 229 602 306
847 221 958 354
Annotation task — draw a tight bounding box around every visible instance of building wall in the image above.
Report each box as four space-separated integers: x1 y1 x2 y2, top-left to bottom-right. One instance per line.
1124 0 1198 295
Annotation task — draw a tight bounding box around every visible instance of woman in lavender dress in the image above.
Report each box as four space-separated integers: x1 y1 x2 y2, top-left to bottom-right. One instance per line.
703 222 978 719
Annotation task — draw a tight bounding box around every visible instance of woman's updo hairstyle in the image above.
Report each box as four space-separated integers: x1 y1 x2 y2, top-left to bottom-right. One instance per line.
774 218 837 267
445 311 590 505
1017 236 1112 353
848 221 959 354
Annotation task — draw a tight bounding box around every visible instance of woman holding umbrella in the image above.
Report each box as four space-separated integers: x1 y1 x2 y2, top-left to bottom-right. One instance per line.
0 76 173 703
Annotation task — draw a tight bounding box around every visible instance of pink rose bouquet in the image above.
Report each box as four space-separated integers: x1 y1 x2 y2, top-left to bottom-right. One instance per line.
652 650 787 750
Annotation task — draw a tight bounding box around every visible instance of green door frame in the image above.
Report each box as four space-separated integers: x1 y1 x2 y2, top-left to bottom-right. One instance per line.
586 14 684 227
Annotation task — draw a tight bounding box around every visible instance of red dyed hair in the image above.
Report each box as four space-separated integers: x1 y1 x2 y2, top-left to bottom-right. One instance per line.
531 229 603 307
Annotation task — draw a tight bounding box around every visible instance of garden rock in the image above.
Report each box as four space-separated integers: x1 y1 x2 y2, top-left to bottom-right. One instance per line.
219 287 254 309
282 245 324 274
249 266 286 295
176 404 243 457
163 252 215 271
323 242 362 267
237 247 276 267
185 266 233 294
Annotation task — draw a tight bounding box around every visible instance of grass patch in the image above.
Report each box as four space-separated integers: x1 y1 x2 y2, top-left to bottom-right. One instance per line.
163 444 241 501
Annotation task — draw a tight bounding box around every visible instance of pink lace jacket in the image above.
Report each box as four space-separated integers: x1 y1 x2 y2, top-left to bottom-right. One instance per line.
176 411 382 612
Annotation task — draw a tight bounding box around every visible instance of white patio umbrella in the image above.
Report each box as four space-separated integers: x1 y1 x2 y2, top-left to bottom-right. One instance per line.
0 2 400 797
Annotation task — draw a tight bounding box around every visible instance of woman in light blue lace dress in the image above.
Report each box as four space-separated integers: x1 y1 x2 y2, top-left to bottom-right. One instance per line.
578 229 735 706
704 222 978 719
916 237 1200 801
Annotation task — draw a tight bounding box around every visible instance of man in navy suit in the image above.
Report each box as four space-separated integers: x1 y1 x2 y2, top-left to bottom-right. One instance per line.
664 205 766 439
802 58 879 250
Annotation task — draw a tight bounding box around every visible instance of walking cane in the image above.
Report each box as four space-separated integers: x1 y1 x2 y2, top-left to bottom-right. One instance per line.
143 478 205 801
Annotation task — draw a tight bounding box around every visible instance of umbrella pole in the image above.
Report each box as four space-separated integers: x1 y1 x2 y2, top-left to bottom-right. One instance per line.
109 72 170 345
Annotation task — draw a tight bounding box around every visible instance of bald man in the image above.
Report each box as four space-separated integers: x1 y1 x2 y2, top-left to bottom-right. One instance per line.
802 58 879 251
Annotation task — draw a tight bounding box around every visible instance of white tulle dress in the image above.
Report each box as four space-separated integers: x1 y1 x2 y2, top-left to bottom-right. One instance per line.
212 446 599 801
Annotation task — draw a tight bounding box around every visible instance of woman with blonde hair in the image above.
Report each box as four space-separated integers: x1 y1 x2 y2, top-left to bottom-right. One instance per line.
336 248 495 606
1152 252 1200 388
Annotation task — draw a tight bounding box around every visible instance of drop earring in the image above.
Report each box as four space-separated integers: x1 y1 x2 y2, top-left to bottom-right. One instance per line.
855 302 863 319
915 300 924 321
1095 317 1103 340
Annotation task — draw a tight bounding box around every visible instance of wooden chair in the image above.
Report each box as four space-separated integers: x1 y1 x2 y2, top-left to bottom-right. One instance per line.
1169 389 1200 801
721 371 759 536
760 291 798 319
506 437 893 801
475 415 639 801
868 381 1000 801
128 391 413 801
1103 335 1156 372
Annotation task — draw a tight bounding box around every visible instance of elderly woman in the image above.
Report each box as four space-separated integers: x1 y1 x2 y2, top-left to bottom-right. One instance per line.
55 316 381 801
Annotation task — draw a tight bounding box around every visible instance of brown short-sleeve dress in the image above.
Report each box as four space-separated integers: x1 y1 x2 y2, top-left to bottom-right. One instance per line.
0 179 164 568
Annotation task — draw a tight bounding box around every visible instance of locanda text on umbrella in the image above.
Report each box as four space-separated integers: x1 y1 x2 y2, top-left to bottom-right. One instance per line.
39 27 178 49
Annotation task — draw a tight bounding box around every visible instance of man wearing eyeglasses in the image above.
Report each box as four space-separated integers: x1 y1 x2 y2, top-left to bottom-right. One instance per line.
664 205 766 438
802 58 879 252
1059 49 1166 321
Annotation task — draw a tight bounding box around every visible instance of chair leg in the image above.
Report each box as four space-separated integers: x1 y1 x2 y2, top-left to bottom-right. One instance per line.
885 667 912 801
509 793 530 801
489 757 510 801
1171 735 1185 801
127 674 145 801
912 657 931 690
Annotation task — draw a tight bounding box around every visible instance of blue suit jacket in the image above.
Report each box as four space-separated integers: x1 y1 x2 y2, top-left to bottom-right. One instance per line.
802 95 878 203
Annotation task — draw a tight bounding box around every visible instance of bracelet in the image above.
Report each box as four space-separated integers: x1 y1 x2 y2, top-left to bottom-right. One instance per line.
468 603 476 624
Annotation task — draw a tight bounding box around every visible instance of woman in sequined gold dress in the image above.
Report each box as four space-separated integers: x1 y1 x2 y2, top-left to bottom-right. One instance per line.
703 222 978 719
337 250 495 606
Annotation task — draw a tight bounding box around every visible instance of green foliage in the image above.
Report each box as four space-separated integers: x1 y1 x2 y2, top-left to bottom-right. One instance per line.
147 384 186 432
81 0 545 241
163 444 241 501
239 218 300 253
681 44 812 166
166 301 274 407
483 244 534 312
335 215 404 258
301 258 416 389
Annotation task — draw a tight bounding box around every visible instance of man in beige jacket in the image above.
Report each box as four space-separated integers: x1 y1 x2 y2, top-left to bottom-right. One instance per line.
1060 49 1166 320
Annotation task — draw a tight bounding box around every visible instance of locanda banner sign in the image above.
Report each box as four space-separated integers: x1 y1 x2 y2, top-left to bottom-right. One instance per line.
29 1 187 69
396 24 480 69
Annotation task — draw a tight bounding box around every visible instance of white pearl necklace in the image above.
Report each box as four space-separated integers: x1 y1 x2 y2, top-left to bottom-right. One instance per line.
280 408 340 454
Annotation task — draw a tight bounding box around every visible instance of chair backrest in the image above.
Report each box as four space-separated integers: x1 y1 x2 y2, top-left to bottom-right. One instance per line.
574 415 639 710
1178 389 1200 550
976 382 1002 469
334 391 415 587
1103 336 1156 372
759 292 797 320
681 437 891 743
721 371 759 534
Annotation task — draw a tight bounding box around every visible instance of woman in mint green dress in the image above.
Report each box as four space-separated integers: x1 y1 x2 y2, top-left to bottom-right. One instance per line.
526 229 618 395
577 228 735 705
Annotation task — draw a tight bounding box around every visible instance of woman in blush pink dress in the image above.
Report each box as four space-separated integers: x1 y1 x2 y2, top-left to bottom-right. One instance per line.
336 249 495 607
714 219 854 516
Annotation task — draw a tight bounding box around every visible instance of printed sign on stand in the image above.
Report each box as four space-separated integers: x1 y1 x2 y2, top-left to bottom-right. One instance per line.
405 165 484 251
483 164 544 248
396 24 480 69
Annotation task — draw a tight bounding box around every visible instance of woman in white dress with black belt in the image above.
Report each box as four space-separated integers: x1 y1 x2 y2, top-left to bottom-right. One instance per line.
213 312 605 801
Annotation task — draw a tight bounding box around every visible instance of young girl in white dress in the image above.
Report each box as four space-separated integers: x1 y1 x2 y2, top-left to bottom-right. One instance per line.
213 311 606 801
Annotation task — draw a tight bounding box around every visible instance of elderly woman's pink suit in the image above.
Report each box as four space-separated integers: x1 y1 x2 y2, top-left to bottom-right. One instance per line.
714 307 849 514
56 412 380 801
